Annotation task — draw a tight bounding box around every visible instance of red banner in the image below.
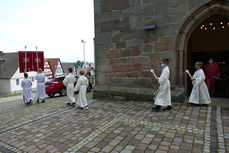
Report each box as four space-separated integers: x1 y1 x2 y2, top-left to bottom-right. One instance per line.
18 51 44 73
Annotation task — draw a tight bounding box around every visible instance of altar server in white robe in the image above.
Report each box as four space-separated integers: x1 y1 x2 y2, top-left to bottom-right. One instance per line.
152 58 172 112
21 73 33 105
189 62 211 106
74 70 89 109
35 69 46 103
63 67 76 106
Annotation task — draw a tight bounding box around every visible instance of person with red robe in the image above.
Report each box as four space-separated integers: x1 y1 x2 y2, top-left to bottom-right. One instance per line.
204 58 220 96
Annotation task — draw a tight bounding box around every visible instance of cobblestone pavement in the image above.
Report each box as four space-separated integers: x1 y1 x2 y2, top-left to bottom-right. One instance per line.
0 95 228 153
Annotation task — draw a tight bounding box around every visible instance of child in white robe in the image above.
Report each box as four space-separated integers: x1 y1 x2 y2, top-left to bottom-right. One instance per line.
152 58 172 112
35 69 46 103
74 70 89 109
189 62 211 106
21 73 33 105
63 67 76 107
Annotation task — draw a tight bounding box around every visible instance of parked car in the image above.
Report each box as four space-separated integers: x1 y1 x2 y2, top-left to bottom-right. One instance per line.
45 76 92 98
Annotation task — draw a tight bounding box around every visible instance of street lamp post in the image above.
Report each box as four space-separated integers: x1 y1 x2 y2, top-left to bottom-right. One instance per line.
81 39 86 68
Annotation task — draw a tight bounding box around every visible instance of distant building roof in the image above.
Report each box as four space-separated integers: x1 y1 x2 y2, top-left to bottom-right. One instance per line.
80 67 93 75
62 62 76 74
45 58 61 75
0 52 19 79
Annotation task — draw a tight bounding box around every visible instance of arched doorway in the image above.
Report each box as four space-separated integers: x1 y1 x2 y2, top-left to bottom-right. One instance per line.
188 15 229 97
175 1 229 98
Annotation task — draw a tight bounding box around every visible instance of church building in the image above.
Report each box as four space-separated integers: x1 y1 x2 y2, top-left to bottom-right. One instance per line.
93 0 229 101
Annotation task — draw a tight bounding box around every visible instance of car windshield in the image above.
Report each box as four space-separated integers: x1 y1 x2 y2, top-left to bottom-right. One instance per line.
46 78 54 83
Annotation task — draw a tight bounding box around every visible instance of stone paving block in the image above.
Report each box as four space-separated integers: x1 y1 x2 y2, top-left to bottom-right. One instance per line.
133 149 144 153
101 145 114 152
141 137 153 144
90 147 100 152
136 143 147 151
180 143 193 150
29 148 40 153
114 145 124 152
109 139 120 146
158 145 169 151
155 150 168 153
125 145 135 151
120 150 132 153
170 145 180 150
24 145 36 152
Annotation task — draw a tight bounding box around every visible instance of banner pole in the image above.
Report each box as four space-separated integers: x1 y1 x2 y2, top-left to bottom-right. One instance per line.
36 46 39 71
25 45 27 72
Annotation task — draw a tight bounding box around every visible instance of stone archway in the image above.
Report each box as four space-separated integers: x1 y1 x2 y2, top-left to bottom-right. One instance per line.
175 1 229 95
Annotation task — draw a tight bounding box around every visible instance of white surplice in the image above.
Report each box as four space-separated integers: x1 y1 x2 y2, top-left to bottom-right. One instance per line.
21 78 33 103
35 73 46 99
154 66 171 106
63 73 76 103
74 75 88 108
189 69 211 104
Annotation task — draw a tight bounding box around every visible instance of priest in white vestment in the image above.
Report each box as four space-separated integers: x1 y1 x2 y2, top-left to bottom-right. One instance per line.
63 67 76 106
21 73 33 105
35 69 46 103
152 58 172 112
74 70 89 109
189 62 211 106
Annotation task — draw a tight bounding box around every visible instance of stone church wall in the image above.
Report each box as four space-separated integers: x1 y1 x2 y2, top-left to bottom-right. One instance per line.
93 0 213 101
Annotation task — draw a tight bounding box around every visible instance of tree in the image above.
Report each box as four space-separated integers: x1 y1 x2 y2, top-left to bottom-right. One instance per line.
75 60 84 68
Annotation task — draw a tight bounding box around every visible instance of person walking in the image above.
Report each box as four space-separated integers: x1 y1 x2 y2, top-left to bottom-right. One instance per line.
74 70 89 110
35 69 46 103
63 67 76 107
21 73 33 105
204 57 220 96
152 58 172 112
189 62 211 106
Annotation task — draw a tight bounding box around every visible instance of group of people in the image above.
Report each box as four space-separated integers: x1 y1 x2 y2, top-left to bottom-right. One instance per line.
21 68 89 109
21 57 217 110
21 69 46 105
151 58 211 112
63 68 89 109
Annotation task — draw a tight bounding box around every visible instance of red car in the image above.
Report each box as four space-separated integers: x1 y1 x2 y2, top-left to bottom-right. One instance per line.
45 76 92 97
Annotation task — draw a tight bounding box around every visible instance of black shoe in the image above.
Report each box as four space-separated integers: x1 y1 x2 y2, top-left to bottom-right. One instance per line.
77 106 83 110
163 106 172 111
41 99 45 103
36 99 39 103
27 99 32 105
66 103 72 106
152 106 161 112
72 102 76 107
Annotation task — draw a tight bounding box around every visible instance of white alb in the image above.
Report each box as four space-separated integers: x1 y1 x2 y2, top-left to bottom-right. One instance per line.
189 69 211 104
154 66 171 106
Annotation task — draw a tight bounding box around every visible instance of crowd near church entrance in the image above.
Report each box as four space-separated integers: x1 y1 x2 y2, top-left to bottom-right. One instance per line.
187 15 229 97
176 2 229 99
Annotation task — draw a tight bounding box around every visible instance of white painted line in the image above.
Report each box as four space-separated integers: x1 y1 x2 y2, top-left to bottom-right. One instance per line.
203 106 211 153
216 106 226 152
122 118 204 134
